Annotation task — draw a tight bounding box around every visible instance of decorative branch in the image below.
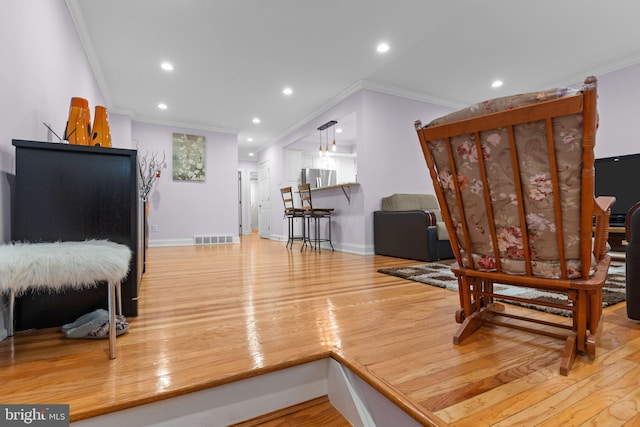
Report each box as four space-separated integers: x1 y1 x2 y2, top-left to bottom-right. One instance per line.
139 150 167 201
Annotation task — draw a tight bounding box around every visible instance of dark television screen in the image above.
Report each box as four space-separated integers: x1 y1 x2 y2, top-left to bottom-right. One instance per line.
594 153 640 225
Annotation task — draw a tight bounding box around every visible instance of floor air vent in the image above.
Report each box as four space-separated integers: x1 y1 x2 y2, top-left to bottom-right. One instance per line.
194 235 233 245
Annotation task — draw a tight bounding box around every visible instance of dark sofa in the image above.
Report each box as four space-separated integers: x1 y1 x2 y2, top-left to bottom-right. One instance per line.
373 193 454 262
626 201 640 320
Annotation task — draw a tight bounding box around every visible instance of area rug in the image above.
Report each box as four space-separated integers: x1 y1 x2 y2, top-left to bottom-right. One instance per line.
378 260 626 316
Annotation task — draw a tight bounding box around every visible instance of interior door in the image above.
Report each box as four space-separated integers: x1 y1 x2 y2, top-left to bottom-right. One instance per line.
237 171 242 235
258 160 270 238
250 171 259 230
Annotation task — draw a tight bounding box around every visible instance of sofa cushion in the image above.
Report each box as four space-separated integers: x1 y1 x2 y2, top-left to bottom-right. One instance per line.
436 222 449 241
381 193 443 220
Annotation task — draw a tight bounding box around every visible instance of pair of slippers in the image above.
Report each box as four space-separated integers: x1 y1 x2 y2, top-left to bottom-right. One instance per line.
61 308 129 339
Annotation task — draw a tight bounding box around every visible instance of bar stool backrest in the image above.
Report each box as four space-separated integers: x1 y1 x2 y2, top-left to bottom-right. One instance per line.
298 183 313 212
280 186 302 215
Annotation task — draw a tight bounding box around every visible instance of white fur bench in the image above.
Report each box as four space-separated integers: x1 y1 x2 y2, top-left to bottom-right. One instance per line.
0 240 132 359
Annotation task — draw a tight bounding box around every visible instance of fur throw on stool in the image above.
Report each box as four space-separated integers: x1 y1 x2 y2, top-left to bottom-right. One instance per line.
0 240 131 295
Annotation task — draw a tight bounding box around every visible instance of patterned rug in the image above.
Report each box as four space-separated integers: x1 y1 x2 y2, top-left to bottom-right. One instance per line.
378 260 626 316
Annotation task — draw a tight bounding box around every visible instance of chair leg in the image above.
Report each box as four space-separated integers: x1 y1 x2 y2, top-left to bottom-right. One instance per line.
108 281 117 359
285 216 290 248
315 217 321 253
327 216 334 251
286 216 292 248
459 276 474 318
587 312 604 360
453 311 484 344
116 281 123 316
575 290 588 353
560 331 578 376
301 217 310 251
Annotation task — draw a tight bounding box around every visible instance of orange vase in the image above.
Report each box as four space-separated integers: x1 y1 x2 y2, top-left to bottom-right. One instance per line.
64 97 91 145
92 106 112 147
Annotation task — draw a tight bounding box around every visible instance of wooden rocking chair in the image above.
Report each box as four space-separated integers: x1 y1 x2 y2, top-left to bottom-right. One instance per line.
415 76 614 375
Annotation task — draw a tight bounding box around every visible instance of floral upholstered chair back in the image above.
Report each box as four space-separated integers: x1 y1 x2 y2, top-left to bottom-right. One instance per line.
416 77 601 280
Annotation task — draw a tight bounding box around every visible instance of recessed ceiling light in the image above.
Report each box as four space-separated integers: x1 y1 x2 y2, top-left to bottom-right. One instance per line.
376 42 390 53
247 137 253 142
158 103 168 110
492 80 503 88
249 153 255 157
282 87 293 96
336 128 343 134
161 62 174 71
252 117 261 124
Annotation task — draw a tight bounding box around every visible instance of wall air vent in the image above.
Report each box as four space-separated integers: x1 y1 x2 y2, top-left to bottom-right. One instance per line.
194 235 233 245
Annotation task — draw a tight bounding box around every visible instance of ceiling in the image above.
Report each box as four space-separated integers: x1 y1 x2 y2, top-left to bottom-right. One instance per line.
66 0 640 161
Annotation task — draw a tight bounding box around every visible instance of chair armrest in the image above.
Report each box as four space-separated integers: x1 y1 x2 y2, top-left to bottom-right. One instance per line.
593 195 616 261
594 196 616 215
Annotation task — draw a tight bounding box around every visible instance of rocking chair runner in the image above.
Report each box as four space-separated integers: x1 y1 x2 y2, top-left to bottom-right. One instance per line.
415 76 615 375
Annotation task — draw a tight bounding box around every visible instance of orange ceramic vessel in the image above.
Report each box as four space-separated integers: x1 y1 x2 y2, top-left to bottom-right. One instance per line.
65 97 91 145
92 106 112 147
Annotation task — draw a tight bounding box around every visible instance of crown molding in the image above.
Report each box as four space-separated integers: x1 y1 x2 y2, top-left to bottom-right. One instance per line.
132 116 239 135
65 0 113 108
360 80 463 109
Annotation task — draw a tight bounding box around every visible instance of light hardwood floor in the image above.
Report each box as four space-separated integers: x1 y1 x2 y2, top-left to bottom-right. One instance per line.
1 233 639 426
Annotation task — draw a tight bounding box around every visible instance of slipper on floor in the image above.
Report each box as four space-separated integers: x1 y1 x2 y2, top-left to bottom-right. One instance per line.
61 308 108 334
83 318 130 339
65 313 129 339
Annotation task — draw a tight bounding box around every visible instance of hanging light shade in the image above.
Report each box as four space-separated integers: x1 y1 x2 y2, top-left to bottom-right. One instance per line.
332 126 337 152
317 120 338 157
325 128 330 155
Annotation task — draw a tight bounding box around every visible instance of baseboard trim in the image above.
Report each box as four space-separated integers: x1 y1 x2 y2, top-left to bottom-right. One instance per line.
152 233 374 256
267 237 374 256
148 238 240 247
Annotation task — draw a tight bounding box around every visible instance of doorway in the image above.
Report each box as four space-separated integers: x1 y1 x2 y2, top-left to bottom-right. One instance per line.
258 160 270 238
250 171 258 231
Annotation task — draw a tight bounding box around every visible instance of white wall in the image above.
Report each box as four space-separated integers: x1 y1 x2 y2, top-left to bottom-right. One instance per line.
0 0 105 243
358 89 455 249
132 121 239 245
595 65 640 158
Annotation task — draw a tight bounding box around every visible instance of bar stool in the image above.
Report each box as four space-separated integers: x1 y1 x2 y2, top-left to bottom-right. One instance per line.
280 186 305 248
298 183 335 252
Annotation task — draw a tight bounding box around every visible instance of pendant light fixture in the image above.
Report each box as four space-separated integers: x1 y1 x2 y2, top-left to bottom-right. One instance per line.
317 120 338 157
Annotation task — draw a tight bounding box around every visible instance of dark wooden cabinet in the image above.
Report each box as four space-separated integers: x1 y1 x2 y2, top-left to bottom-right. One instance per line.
11 140 143 330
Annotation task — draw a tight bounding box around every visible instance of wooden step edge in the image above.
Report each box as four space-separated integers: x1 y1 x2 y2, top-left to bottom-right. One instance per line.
330 351 448 427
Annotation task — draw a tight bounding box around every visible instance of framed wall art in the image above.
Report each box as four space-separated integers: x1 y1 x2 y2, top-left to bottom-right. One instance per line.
172 133 206 181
